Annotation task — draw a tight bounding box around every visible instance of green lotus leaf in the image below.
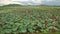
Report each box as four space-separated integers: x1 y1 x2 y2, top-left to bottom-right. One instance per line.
28 27 35 33
20 26 27 33
3 29 12 33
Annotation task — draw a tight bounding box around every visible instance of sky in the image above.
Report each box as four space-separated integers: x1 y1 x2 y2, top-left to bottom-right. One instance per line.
0 0 60 5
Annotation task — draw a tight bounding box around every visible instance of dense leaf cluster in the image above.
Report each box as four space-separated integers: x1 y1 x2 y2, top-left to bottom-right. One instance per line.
0 13 59 34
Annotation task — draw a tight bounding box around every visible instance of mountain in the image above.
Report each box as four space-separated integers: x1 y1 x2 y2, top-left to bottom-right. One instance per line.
0 4 22 7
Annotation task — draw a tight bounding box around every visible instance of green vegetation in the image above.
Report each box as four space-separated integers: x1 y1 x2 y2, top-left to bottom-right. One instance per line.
0 5 60 34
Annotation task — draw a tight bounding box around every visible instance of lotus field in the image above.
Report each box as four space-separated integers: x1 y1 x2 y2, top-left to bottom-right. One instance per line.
0 6 60 34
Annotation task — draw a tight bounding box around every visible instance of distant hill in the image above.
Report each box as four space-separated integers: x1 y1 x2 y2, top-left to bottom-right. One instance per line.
1 4 22 7
0 4 60 7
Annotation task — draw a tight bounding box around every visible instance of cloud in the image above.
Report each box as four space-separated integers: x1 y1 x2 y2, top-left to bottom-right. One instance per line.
0 0 44 5
41 0 60 5
0 0 14 4
0 0 60 5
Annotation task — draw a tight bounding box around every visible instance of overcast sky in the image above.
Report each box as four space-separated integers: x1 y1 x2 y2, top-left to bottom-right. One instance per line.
0 0 60 5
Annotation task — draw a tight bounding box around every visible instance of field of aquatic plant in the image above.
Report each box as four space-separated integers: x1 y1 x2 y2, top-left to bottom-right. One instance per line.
0 6 60 34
